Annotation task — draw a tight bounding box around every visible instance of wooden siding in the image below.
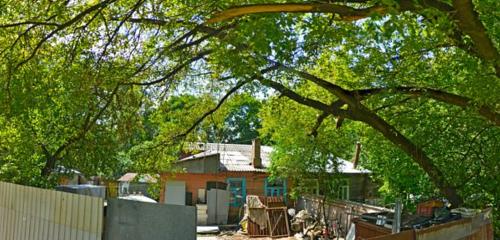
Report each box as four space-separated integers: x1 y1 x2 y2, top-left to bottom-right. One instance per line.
0 181 103 240
347 174 378 201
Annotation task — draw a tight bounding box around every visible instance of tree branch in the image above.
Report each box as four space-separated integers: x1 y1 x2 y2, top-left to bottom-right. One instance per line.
96 0 145 66
310 112 330 137
208 1 498 76
0 21 61 28
256 77 352 119
266 65 464 206
117 18 221 35
127 49 212 86
272 62 360 108
207 3 387 23
174 79 250 140
15 0 117 68
309 100 348 136
452 0 500 77
41 84 121 176
172 66 280 141
422 0 454 12
352 87 500 126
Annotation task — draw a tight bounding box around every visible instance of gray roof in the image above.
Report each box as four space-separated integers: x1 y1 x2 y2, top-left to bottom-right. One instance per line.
181 143 371 174
118 173 158 183
330 158 371 174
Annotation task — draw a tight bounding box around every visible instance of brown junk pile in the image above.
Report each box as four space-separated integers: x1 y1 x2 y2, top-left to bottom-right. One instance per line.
245 195 290 238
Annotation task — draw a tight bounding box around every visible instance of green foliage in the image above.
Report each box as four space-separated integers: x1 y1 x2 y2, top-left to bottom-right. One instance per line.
260 91 359 200
0 0 498 235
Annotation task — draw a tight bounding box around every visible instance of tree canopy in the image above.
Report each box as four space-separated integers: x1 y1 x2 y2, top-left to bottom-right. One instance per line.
0 0 498 227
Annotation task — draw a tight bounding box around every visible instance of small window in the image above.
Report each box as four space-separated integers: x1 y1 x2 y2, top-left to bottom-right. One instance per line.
300 179 320 195
336 179 350 200
264 178 287 199
227 178 246 207
301 178 349 200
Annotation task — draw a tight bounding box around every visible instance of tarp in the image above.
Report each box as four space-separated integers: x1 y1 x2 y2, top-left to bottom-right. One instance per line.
246 195 267 229
119 195 157 203
196 226 220 234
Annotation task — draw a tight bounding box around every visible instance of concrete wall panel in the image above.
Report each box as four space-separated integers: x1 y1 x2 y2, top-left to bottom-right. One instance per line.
105 198 196 240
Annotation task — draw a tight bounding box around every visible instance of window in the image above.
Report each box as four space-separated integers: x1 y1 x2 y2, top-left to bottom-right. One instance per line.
264 178 287 199
336 179 350 200
301 179 320 195
226 178 246 207
301 178 350 200
337 184 350 200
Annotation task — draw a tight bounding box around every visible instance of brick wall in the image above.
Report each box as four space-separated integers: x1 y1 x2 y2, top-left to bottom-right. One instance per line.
159 172 270 204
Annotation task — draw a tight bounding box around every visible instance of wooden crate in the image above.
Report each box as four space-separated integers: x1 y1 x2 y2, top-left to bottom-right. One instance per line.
416 200 443 217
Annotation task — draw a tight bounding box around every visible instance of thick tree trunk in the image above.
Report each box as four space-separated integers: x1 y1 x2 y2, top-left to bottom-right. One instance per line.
284 69 466 206
452 0 500 78
352 87 500 126
40 147 57 177
350 107 464 207
41 157 56 176
258 75 465 207
209 1 500 76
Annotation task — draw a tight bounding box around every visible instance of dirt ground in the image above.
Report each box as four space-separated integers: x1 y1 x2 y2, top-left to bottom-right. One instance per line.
197 234 345 240
197 233 296 240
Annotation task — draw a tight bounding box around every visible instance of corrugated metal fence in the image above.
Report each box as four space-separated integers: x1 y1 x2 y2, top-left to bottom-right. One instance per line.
0 181 103 240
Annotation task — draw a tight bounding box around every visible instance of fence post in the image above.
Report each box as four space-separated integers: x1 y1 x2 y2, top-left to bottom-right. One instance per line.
392 198 402 233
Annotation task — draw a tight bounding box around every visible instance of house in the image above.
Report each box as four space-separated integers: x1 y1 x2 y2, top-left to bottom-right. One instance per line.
54 166 87 185
160 139 376 222
118 173 158 199
55 184 106 198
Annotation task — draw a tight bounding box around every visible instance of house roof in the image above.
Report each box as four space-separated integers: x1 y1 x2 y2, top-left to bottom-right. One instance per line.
331 158 371 174
180 142 273 173
118 173 158 183
180 143 371 174
53 166 83 176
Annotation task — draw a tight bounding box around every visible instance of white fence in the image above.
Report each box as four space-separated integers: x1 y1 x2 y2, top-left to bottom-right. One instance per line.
0 181 103 240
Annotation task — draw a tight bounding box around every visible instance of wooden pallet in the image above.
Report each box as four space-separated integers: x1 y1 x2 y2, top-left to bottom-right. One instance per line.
247 196 290 238
266 207 290 238
248 216 270 237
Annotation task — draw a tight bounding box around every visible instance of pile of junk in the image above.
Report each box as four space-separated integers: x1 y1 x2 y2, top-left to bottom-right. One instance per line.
354 199 493 240
238 197 492 240
288 208 345 240
239 195 355 239
359 200 461 230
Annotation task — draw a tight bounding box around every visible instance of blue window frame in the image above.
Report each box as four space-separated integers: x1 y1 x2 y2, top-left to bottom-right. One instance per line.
264 178 287 200
226 177 246 207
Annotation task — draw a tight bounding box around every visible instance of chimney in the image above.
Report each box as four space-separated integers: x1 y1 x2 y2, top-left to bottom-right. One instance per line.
251 138 262 168
352 142 361 169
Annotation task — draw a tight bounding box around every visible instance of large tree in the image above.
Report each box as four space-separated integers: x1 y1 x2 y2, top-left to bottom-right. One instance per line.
0 0 498 208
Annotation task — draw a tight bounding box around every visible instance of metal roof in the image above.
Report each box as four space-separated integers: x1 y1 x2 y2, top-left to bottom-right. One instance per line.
117 173 158 183
180 143 371 174
331 158 371 174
